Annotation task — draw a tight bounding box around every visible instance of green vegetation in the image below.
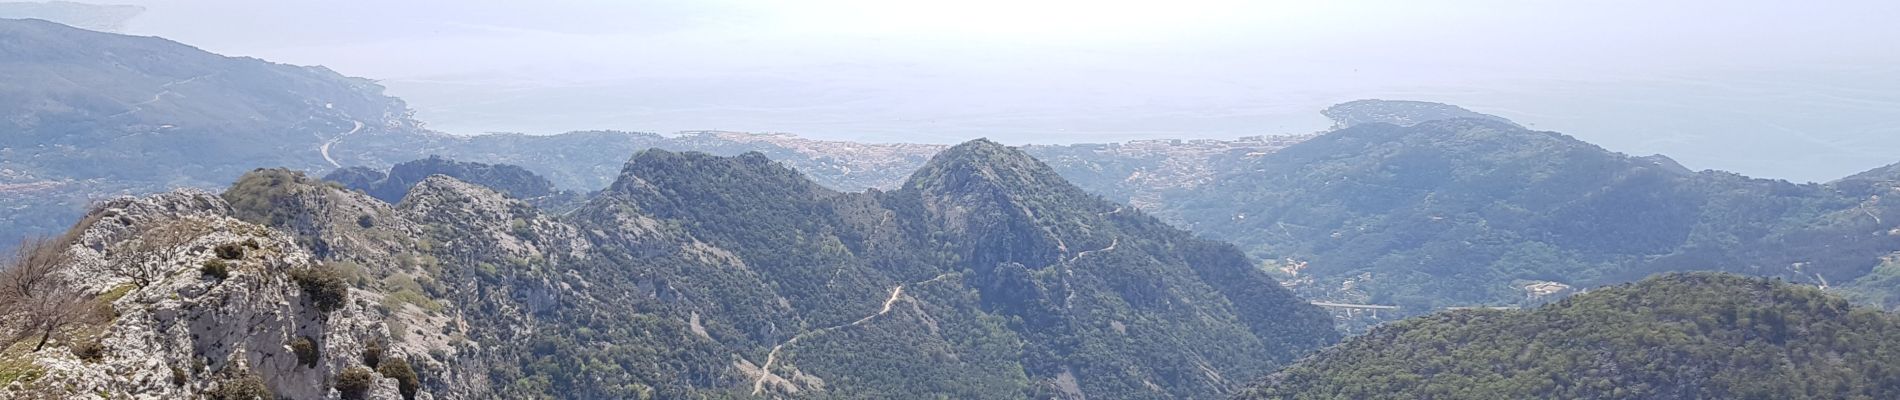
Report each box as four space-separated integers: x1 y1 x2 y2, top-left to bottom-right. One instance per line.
223 169 342 227
361 340 384 368
290 336 318 367
214 243 245 260
377 358 420 400
1240 273 1900 400
291 266 350 314
67 339 103 363
324 156 569 206
199 259 230 280
1148 120 1900 312
205 370 272 400
119 127 1775 398
376 273 441 313
336 366 377 400
577 142 1337 398
178 141 1333 398
1840 257 1900 309
0 355 43 387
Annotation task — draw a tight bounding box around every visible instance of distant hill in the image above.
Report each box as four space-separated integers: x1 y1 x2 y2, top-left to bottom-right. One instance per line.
1239 272 1900 400
0 17 425 247
1321 99 1522 129
336 130 946 193
1838 161 1900 185
0 2 142 32
324 157 552 201
1148 119 1900 314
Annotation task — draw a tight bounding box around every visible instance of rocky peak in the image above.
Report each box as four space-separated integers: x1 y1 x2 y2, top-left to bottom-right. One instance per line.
614 149 817 188
903 139 1072 195
605 149 839 216
220 168 403 256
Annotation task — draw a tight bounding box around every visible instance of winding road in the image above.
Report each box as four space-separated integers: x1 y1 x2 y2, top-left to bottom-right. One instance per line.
319 120 365 168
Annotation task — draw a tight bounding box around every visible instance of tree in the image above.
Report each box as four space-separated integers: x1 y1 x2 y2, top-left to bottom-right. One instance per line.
0 236 99 352
109 219 210 288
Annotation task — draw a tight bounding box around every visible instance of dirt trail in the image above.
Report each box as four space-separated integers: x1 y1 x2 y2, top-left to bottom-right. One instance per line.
1062 237 1120 309
751 273 958 395
1071 237 1109 261
108 73 215 118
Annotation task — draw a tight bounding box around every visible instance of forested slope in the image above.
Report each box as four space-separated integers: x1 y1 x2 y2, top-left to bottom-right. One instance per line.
1241 272 1900 400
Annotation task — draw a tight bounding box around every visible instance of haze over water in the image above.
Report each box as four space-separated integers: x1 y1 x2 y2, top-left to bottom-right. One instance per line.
107 0 1900 182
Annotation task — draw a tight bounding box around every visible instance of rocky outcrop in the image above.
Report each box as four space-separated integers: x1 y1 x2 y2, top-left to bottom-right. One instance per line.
3 190 423 399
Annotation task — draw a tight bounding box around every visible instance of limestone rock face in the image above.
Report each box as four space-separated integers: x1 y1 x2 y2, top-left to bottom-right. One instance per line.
1 189 433 400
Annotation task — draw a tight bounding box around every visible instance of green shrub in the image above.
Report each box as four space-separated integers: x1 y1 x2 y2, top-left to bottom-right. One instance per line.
292 266 350 314
290 336 319 367
200 259 231 280
170 366 188 386
377 358 420 400
70 339 105 363
206 370 271 400
335 367 377 400
362 340 385 368
214 243 245 260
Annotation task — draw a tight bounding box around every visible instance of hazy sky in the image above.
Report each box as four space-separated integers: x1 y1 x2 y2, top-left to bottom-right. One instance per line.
93 0 1900 181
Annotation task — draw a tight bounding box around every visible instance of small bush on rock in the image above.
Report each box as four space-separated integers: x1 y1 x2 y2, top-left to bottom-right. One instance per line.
336 366 377 400
290 336 319 367
362 340 384 368
70 339 105 362
214 243 245 260
206 370 271 400
291 266 350 314
200 259 230 280
377 358 420 400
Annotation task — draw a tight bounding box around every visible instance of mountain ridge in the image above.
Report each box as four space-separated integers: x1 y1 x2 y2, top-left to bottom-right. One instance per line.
1138 117 1900 315
1240 272 1900 400
1 139 1340 399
